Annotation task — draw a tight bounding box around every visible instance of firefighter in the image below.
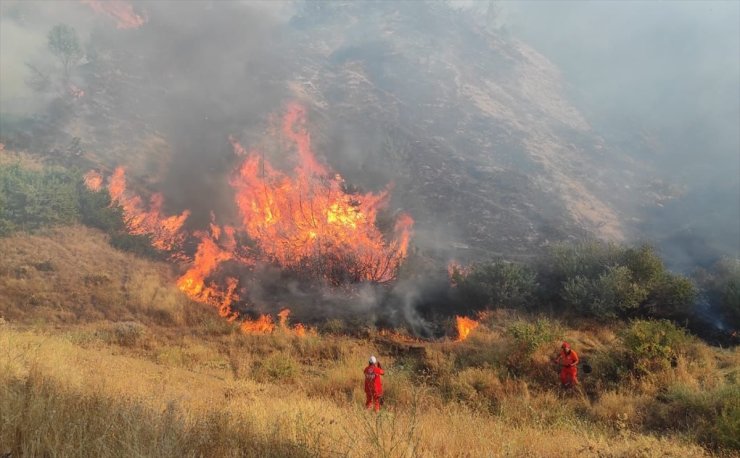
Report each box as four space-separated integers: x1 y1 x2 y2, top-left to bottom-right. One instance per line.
364 355 384 411
554 341 579 388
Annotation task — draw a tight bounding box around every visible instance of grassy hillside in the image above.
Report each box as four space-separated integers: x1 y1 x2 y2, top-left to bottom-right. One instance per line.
1 228 738 457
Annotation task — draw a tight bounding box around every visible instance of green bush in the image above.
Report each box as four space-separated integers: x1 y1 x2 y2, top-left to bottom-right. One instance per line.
0 164 80 234
254 352 299 383
645 273 696 319
0 162 164 259
507 318 560 356
536 241 697 322
78 185 124 232
646 383 740 451
621 320 692 375
456 261 536 310
563 266 648 319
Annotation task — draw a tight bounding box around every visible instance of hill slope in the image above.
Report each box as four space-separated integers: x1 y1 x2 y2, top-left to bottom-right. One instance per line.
1 226 738 457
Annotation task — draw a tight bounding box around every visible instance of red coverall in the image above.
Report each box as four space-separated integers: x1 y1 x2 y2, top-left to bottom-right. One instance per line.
556 349 579 387
364 364 384 411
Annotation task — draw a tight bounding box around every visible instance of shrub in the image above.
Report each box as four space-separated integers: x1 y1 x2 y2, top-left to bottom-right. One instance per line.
506 318 561 375
538 241 696 322
456 261 537 310
645 273 696 319
507 318 561 358
78 185 124 232
645 383 740 451
98 321 147 347
621 320 692 375
255 352 299 383
0 164 80 234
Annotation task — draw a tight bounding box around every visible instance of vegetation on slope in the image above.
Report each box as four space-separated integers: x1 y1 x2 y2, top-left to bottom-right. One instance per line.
0 152 738 457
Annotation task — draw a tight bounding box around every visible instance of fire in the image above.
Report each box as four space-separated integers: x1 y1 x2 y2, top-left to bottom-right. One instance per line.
90 103 413 335
83 170 103 192
230 103 413 284
239 314 275 333
176 229 240 320
456 315 480 341
107 167 190 251
82 0 147 29
276 308 311 336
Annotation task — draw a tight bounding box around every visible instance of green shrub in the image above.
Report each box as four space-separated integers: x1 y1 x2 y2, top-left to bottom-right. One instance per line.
456 261 536 310
563 266 649 319
254 352 299 383
0 164 80 234
537 241 697 322
646 383 740 451
78 185 124 232
621 320 692 375
505 318 561 376
507 318 561 357
645 273 696 319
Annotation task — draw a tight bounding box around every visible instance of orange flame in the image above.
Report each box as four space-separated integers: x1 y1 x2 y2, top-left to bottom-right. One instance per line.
176 229 240 320
96 104 413 334
230 103 413 284
82 0 147 29
275 308 310 336
107 167 190 251
455 316 479 341
240 314 275 333
83 170 103 192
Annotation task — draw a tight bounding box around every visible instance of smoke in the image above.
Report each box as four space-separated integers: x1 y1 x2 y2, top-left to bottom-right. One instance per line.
2 1 738 332
492 1 740 269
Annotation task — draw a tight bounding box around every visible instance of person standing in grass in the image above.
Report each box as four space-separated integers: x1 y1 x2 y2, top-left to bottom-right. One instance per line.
364 355 384 412
554 341 579 388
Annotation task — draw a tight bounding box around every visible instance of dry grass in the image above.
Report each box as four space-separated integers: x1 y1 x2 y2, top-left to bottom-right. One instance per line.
0 229 735 456
0 226 192 326
0 326 711 457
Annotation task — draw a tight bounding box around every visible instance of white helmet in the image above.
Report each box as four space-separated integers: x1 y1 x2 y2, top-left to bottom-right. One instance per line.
369 355 377 364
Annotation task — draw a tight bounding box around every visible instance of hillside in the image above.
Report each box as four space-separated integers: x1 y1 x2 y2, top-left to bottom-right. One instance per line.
1 225 739 457
1 2 738 456
1 1 651 262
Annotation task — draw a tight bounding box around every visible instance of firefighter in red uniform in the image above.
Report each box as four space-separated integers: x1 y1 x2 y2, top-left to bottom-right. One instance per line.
554 341 579 388
364 355 384 411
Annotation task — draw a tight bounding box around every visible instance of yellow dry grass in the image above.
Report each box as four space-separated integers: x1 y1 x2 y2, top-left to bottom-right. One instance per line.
0 228 734 457
0 326 710 458
0 226 190 326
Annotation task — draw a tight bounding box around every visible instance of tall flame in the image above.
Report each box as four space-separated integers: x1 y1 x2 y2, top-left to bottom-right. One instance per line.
176 228 240 321
107 167 190 251
230 103 413 284
455 316 480 341
88 103 413 334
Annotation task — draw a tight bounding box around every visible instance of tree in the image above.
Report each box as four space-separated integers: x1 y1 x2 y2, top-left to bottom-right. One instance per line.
47 24 82 78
